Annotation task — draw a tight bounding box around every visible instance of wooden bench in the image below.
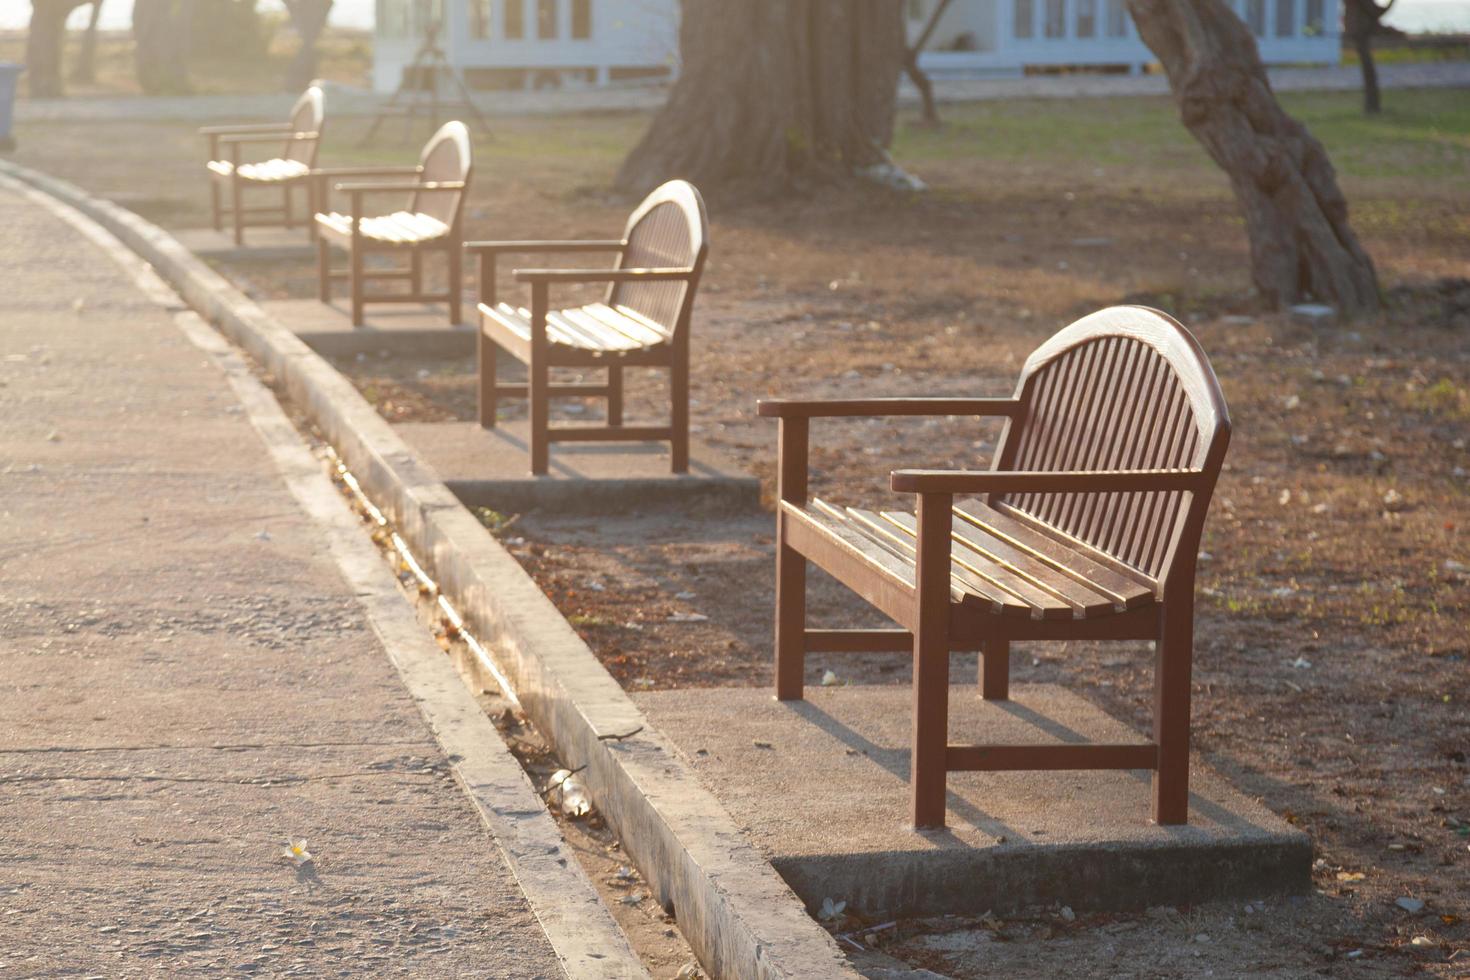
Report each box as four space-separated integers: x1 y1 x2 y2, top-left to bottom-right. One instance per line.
466 180 709 475
201 84 324 247
312 120 472 327
757 306 1231 829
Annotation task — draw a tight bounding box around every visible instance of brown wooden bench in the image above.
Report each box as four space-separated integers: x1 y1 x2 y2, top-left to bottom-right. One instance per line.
757 306 1231 829
312 120 472 327
466 180 709 475
201 84 324 247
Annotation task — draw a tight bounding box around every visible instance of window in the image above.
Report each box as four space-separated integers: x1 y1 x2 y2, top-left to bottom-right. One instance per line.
1106 0 1127 36
504 0 524 39
1245 0 1266 36
538 0 558 39
571 0 591 38
1276 0 1295 36
1077 0 1096 38
1044 0 1065 37
1014 0 1033 39
470 0 492 39
1304 0 1324 35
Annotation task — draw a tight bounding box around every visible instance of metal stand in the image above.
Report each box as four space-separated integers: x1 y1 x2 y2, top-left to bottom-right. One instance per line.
361 22 491 145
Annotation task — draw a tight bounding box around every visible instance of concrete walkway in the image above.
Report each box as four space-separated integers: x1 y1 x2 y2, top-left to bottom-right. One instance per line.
0 185 566 975
13 60 1469 124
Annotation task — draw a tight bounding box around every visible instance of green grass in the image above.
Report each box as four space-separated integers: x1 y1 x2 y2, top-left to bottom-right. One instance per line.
893 88 1470 182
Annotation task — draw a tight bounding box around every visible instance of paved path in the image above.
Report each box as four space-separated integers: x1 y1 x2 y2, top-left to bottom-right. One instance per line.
14 61 1469 124
0 184 565 976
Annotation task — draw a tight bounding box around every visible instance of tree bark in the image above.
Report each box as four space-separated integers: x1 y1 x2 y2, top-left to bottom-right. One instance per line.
133 0 193 95
1345 0 1394 115
69 1 103 85
284 0 334 92
1127 0 1380 316
905 0 955 126
25 0 92 98
616 0 906 196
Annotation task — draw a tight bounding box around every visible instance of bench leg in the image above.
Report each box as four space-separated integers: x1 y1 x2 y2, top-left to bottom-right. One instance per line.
231 177 245 247
316 238 331 303
210 180 222 232
350 245 365 327
911 493 953 829
410 248 423 298
1151 601 1194 825
774 532 805 701
446 243 463 326
980 639 1010 700
477 330 498 428
670 351 689 474
607 365 624 427
529 356 550 474
282 185 293 230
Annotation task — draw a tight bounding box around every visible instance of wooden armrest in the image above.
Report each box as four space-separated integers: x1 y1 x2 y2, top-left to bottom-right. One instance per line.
216 132 319 145
757 398 1023 419
465 240 626 254
199 122 291 135
336 180 465 193
890 469 1208 494
512 267 693 284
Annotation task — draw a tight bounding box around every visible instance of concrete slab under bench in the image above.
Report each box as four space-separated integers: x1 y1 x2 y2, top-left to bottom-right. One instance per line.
634 684 1312 919
263 297 475 357
174 226 317 263
394 419 761 514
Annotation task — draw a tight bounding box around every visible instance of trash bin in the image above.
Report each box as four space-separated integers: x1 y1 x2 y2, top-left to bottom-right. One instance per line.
0 63 24 152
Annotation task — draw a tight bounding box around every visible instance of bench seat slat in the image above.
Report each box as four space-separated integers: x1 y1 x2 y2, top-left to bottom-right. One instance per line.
841 506 1021 616
484 301 671 354
315 210 450 246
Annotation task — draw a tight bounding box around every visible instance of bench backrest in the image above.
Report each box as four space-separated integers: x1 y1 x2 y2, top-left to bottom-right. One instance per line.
284 84 325 166
608 180 709 344
411 120 473 228
993 307 1230 587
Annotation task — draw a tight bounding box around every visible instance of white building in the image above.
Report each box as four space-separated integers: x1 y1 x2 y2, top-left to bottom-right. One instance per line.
371 0 1340 94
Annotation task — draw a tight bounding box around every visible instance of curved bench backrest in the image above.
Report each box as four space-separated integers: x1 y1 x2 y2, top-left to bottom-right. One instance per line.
608 180 709 344
285 84 325 166
993 306 1231 585
412 121 473 228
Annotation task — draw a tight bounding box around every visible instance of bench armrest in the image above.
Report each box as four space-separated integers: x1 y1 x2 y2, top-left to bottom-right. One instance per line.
890 468 1208 494
465 240 626 254
335 180 465 193
512 267 693 284
758 398 1022 419
216 132 319 145
199 122 292 136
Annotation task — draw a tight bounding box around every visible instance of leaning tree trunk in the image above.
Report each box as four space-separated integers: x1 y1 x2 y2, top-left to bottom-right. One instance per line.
1345 0 1389 115
133 0 193 95
283 0 333 92
69 1 104 85
906 0 955 126
616 0 906 195
25 0 92 98
1127 0 1380 316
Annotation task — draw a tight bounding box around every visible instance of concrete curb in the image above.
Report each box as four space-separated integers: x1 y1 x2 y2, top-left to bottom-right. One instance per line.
0 160 857 980
3 171 648 980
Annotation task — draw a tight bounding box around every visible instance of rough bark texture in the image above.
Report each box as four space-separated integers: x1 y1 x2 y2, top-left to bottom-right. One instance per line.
616 0 906 195
26 0 92 98
1345 0 1394 114
133 0 193 95
69 1 103 85
1127 0 1380 316
284 0 334 92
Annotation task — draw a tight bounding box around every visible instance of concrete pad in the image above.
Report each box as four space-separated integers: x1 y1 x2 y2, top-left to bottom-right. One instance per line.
263 297 476 357
635 684 1312 919
174 225 316 263
396 419 761 513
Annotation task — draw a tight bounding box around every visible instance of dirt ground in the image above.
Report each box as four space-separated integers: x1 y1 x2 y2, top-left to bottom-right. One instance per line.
13 91 1469 976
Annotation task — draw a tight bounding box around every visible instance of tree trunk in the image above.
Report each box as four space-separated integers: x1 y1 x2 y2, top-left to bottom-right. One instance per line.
906 0 955 126
1127 0 1380 316
284 0 333 92
1345 0 1391 115
25 0 91 98
616 0 906 195
69 1 103 85
133 0 193 95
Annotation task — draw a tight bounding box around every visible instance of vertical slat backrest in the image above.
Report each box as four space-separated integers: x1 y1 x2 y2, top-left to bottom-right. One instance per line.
411 120 473 226
608 180 709 343
284 85 325 165
993 307 1230 584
